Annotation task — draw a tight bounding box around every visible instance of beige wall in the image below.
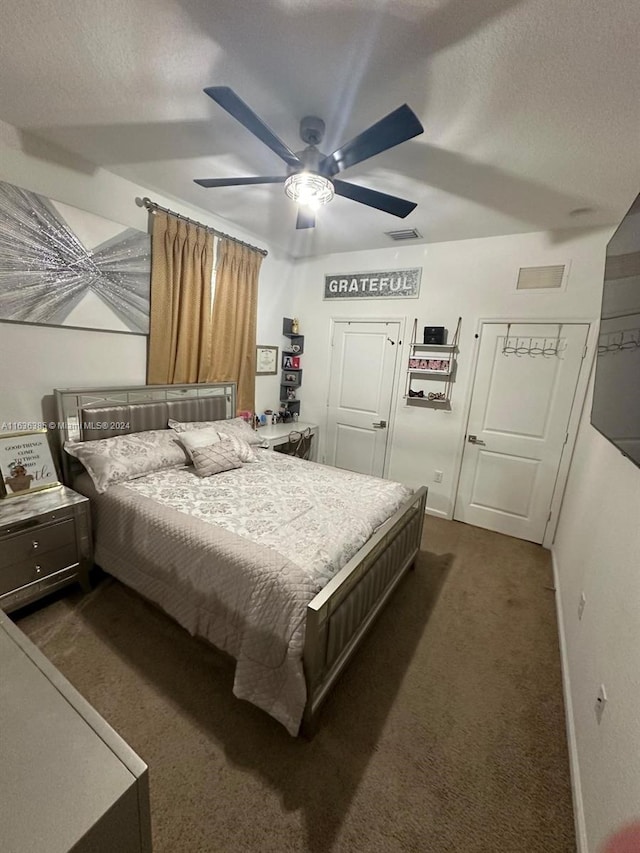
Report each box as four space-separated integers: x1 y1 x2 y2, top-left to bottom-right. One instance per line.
553 379 640 852
291 230 607 515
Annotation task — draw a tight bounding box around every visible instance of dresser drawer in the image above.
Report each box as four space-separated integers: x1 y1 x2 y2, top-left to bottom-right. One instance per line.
0 543 79 597
0 520 76 570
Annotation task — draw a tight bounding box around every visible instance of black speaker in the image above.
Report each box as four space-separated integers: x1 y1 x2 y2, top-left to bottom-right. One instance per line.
423 326 445 345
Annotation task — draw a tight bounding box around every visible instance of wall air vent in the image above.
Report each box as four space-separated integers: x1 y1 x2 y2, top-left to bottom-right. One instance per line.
516 264 566 290
386 228 422 241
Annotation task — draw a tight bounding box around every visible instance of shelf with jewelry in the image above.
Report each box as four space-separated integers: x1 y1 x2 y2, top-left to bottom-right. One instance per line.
404 316 461 407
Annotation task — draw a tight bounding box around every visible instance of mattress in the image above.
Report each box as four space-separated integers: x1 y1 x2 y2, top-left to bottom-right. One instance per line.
79 451 412 734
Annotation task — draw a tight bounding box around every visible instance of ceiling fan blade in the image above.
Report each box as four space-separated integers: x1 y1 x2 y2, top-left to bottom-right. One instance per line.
319 104 423 177
194 176 286 188
296 209 316 229
333 179 417 218
204 86 301 168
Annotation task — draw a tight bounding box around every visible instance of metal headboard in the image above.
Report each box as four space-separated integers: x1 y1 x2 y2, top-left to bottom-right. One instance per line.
55 382 237 485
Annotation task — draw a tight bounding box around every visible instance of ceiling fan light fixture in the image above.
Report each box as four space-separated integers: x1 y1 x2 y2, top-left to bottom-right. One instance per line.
284 172 334 209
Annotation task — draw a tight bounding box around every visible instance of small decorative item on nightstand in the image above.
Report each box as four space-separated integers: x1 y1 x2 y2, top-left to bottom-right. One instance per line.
0 429 60 498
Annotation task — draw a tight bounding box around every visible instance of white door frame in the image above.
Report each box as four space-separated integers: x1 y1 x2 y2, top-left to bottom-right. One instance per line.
452 316 598 549
324 316 407 478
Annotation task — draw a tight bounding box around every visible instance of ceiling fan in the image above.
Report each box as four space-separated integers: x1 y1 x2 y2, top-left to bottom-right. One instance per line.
194 86 424 230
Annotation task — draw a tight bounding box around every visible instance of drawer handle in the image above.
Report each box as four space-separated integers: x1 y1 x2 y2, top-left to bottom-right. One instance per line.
32 540 40 551
35 565 42 574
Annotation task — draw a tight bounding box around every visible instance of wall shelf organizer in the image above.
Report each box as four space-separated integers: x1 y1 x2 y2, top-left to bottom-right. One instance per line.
404 316 462 406
280 317 303 416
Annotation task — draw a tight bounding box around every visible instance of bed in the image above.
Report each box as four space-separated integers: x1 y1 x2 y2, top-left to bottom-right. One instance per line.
55 383 427 736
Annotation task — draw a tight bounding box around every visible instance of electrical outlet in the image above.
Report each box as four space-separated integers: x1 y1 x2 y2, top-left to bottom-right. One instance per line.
434 470 443 483
578 592 586 620
595 684 607 724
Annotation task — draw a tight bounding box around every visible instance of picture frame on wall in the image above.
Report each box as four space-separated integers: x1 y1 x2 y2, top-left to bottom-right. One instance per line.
256 345 278 375
0 429 61 498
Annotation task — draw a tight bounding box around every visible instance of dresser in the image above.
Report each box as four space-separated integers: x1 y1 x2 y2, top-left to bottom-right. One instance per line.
0 485 92 612
0 611 152 853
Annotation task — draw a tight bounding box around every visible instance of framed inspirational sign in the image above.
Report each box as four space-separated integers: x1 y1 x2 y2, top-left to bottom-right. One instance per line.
324 267 421 300
0 429 60 498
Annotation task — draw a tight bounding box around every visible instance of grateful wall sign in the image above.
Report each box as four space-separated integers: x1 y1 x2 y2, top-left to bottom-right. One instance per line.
324 267 421 300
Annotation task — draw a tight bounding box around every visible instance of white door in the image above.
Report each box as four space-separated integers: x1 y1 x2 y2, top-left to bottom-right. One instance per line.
326 320 400 477
454 322 589 543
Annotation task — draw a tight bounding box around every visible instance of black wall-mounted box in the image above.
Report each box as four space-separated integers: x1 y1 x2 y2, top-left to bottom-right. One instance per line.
423 326 446 345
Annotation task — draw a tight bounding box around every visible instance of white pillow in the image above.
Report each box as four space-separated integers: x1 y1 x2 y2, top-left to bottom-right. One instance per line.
176 427 222 458
175 426 257 464
168 417 267 449
65 430 188 494
216 431 258 463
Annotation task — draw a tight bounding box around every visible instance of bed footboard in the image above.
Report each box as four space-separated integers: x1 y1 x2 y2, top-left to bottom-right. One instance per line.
301 486 427 735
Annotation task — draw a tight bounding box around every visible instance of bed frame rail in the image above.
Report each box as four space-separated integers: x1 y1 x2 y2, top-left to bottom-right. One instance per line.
302 485 427 733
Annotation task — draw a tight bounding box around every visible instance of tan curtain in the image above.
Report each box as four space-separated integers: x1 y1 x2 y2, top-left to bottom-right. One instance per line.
147 211 214 384
208 239 263 412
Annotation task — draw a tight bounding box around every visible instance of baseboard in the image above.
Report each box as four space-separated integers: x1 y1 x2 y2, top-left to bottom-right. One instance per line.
425 507 449 519
552 546 588 853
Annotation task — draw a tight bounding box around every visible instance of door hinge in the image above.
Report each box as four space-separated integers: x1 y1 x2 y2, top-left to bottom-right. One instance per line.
548 510 553 522
563 432 569 446
582 345 588 358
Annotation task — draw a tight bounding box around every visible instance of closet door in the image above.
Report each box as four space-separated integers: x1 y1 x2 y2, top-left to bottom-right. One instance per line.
325 320 401 477
455 322 589 543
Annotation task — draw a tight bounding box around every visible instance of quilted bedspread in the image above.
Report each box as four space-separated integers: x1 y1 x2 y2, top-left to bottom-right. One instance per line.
88 451 412 734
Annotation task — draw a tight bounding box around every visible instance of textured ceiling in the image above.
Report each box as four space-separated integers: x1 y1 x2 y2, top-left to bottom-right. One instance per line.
1 0 640 258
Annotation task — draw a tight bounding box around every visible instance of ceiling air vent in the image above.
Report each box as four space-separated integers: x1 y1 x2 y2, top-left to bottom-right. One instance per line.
386 228 422 241
516 264 566 290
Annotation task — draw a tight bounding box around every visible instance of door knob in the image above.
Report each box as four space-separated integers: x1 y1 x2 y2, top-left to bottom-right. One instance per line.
372 420 387 429
468 434 486 445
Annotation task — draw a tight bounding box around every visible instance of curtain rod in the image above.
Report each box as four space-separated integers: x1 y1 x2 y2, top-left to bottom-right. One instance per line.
137 196 268 257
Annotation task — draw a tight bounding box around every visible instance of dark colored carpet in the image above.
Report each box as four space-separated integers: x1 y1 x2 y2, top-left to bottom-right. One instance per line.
15 517 575 852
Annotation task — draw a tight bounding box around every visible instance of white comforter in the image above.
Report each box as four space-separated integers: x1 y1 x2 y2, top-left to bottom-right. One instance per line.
89 452 412 734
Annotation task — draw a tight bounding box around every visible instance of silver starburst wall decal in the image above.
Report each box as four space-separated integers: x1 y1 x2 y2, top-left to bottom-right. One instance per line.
0 179 150 333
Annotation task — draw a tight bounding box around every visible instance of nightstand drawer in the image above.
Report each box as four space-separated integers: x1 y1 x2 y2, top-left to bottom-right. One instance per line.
0 504 75 539
0 520 76 570
0 543 79 596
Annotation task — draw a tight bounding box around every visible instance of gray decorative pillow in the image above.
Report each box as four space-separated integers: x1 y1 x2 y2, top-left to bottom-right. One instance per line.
191 439 243 477
168 416 267 448
65 430 188 494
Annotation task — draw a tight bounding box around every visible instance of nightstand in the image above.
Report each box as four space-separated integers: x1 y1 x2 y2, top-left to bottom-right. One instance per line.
0 486 92 613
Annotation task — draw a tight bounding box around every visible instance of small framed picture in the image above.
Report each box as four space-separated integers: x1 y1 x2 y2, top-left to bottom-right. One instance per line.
256 345 278 375
0 429 61 498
